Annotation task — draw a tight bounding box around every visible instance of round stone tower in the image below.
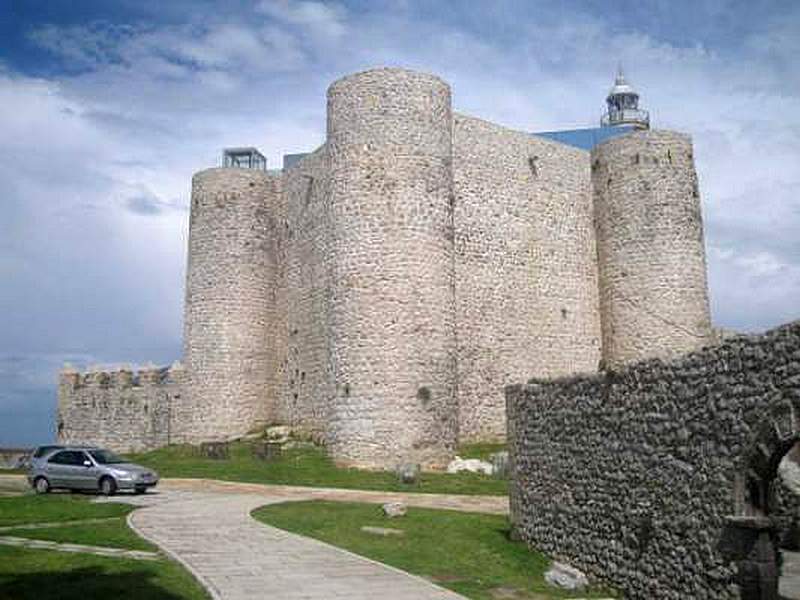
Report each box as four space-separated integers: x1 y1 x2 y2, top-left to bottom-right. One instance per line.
182 167 281 443
325 67 458 469
592 130 713 368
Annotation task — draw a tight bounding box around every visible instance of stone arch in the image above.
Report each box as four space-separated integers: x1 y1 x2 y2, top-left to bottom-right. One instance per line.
741 400 800 516
723 399 800 599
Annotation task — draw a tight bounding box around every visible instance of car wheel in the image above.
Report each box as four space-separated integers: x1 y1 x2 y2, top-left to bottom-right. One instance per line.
99 476 117 496
34 477 50 494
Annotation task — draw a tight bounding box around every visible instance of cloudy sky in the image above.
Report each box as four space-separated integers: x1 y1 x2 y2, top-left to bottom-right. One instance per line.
1 0 798 446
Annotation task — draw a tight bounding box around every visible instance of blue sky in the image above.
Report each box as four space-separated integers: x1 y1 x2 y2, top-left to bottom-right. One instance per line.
1 0 798 446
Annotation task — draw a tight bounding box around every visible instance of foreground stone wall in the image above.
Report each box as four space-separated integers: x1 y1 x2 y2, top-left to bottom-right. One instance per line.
58 364 185 453
507 320 800 599
453 114 601 442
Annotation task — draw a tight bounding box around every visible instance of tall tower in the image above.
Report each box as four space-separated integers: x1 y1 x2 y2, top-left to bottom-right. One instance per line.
325 68 458 469
181 148 281 443
592 129 713 367
601 66 650 130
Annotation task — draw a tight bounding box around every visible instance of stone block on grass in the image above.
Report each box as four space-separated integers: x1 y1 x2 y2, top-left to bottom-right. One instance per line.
251 441 283 461
396 463 420 484
199 442 229 460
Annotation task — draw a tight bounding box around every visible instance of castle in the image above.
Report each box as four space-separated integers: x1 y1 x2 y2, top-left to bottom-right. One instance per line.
58 67 713 469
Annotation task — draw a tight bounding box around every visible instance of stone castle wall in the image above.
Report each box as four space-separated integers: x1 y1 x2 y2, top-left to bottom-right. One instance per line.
57 67 716 470
57 364 185 453
277 144 332 440
183 167 282 442
453 114 602 442
507 320 800 599
592 130 713 368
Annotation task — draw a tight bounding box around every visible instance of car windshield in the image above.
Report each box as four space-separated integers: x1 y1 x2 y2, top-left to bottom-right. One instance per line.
88 450 126 464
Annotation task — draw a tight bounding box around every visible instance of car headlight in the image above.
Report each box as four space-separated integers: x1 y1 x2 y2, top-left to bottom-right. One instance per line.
110 469 134 480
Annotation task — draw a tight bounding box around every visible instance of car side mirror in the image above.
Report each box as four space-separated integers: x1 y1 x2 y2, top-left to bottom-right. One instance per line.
83 460 92 467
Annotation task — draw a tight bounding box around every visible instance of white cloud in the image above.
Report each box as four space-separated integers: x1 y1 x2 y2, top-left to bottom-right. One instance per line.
257 0 347 40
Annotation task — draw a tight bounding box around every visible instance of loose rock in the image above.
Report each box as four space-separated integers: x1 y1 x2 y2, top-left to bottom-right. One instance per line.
447 456 494 476
396 463 420 484
382 502 407 518
544 561 589 590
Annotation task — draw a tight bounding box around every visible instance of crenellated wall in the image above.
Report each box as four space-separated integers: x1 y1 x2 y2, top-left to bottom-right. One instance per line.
57 363 185 453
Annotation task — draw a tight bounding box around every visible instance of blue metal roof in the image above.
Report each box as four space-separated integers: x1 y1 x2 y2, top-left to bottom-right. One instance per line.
282 126 637 170
532 125 637 151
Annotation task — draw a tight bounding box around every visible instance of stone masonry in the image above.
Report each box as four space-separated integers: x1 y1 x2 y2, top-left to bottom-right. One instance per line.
58 363 184 453
507 320 800 599
58 67 714 468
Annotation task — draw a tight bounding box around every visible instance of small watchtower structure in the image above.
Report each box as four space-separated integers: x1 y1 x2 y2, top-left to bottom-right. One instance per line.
222 147 267 170
601 66 649 129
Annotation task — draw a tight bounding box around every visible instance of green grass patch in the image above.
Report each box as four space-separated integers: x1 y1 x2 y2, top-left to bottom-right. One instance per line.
128 442 508 496
3 518 155 551
253 501 617 599
457 442 507 461
0 546 209 600
0 494 132 527
0 494 208 599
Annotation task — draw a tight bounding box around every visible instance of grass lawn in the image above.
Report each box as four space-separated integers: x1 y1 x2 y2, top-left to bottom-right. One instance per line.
0 494 132 527
128 441 509 496
2 518 155 551
0 547 209 600
253 501 617 600
0 494 209 600
457 442 507 461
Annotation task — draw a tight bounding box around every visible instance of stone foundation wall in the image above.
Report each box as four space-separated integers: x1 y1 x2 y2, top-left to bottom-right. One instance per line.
507 320 800 599
57 364 185 453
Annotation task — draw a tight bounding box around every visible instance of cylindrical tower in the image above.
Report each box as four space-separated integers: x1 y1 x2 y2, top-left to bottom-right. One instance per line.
592 130 713 368
325 67 457 469
182 167 281 443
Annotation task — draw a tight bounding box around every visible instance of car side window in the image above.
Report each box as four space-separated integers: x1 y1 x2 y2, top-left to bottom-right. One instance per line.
48 451 70 464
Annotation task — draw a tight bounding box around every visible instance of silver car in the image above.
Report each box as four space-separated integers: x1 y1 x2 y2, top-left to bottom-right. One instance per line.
28 445 159 496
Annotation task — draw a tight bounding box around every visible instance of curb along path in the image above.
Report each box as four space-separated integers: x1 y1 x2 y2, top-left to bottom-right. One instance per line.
121 489 469 600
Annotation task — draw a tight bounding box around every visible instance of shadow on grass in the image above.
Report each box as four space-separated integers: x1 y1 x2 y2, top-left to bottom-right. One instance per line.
0 566 188 600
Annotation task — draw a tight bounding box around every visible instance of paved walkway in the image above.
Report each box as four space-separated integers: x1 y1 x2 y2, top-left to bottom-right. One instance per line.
161 477 509 514
114 488 466 600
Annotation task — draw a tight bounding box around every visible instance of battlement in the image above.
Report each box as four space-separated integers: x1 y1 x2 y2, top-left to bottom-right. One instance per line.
60 362 185 390
58 361 185 453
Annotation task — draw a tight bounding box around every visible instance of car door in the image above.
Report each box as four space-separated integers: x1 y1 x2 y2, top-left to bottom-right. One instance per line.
54 450 88 489
45 451 72 487
73 451 99 489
